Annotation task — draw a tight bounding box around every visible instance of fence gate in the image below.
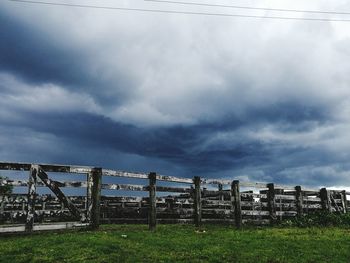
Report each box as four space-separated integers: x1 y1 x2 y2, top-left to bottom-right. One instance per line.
0 162 101 233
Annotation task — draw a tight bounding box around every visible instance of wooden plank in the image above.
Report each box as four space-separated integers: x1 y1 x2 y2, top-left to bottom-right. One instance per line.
0 222 89 233
241 201 266 207
275 195 296 200
202 179 231 186
0 162 92 173
101 196 144 202
304 197 321 202
201 208 232 215
51 181 88 188
148 172 157 231
276 211 297 216
0 225 26 233
3 208 71 214
267 183 277 224
33 222 89 231
240 182 268 188
242 210 270 216
101 184 192 193
202 190 231 199
39 164 92 173
0 162 31 171
0 179 30 187
203 200 232 206
102 169 149 179
295 186 303 217
103 169 193 184
202 204 232 209
156 174 193 184
193 176 202 227
302 204 322 209
102 183 146 191
25 165 37 232
161 199 194 205
67 167 93 174
23 180 86 188
231 180 242 228
240 201 295 209
240 193 267 199
36 166 85 222
0 180 89 188
1 194 86 201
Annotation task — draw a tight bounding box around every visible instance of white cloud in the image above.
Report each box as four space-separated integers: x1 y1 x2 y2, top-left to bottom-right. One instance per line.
0 73 102 115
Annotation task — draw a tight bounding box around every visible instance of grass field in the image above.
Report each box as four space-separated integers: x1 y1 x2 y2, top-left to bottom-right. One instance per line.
1 224 350 262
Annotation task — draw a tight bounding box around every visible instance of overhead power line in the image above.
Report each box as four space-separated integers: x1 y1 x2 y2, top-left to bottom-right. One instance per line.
8 0 350 22
145 0 350 16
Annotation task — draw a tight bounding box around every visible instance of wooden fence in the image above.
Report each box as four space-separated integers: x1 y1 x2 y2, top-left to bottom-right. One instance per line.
0 162 349 233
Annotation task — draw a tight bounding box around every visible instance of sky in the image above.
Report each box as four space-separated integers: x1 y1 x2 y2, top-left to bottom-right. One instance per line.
1 0 350 188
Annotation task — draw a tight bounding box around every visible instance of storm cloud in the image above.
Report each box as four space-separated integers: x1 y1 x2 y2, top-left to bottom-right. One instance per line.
1 0 350 188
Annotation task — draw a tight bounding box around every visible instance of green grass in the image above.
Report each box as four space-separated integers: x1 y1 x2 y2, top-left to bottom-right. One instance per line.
1 224 350 262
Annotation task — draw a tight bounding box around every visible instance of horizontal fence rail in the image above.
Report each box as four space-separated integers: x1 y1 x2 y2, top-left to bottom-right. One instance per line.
0 161 349 234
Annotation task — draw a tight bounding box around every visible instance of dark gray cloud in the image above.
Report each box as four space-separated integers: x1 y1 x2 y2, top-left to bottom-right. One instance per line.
0 11 87 86
0 9 137 107
1 0 350 188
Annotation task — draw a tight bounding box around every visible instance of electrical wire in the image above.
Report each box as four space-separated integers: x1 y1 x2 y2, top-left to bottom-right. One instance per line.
8 0 350 22
144 0 350 16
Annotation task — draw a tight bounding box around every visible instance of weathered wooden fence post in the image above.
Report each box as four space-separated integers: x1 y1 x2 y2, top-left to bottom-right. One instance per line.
90 167 102 229
0 196 4 222
341 190 348 214
267 183 276 224
218 183 224 201
320 187 331 213
193 176 202 228
295 186 303 217
0 179 7 223
148 172 157 231
86 171 93 224
86 171 91 218
231 180 242 229
26 164 38 232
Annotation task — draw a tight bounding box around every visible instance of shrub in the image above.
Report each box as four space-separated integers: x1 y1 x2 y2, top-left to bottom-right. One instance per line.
0 176 13 195
279 211 350 227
